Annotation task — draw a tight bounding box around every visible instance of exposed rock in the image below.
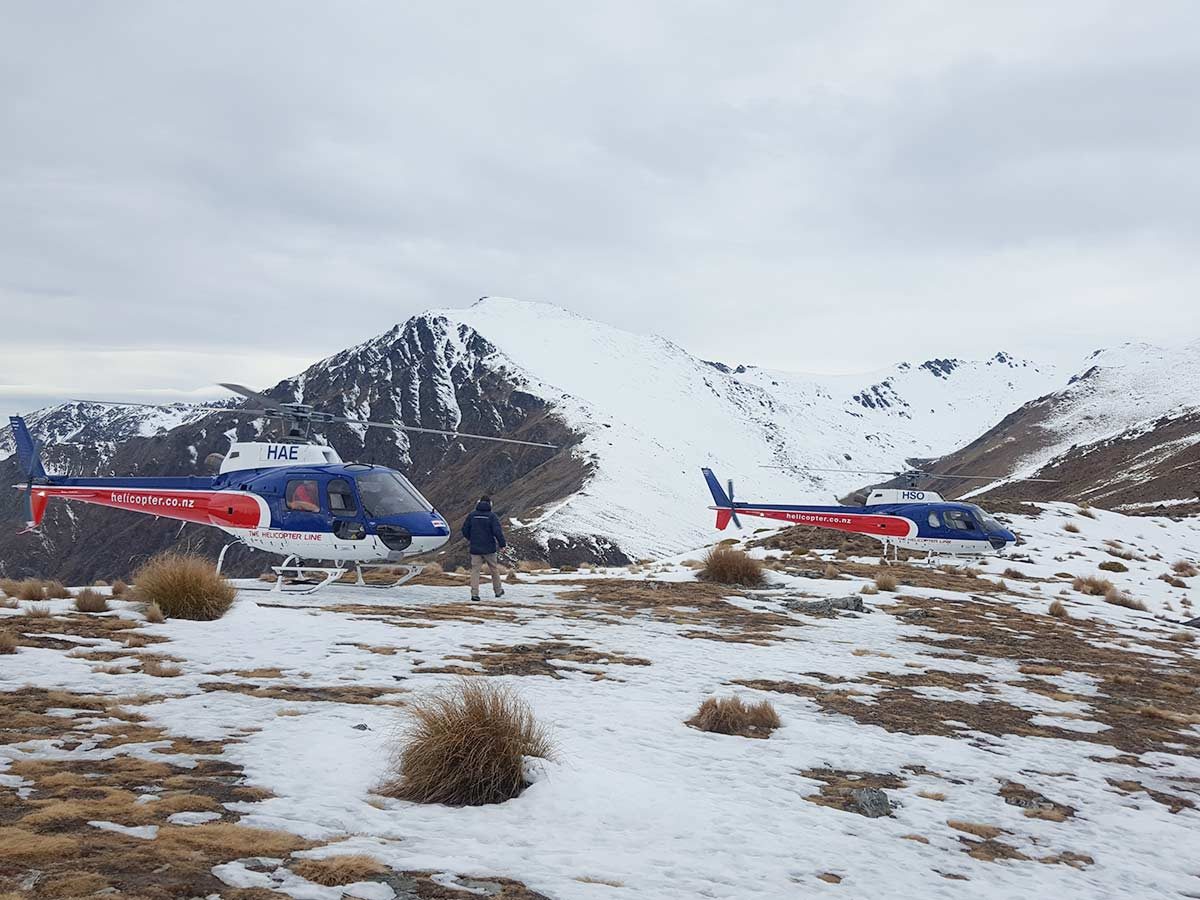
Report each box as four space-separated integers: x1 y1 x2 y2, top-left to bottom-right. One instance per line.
849 788 893 818
784 596 865 614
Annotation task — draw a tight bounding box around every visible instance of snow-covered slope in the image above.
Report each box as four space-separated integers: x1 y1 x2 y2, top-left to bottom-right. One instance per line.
926 341 1200 510
436 298 1058 558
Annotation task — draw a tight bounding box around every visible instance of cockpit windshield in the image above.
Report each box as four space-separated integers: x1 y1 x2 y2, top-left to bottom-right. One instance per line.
966 504 1003 533
355 471 431 517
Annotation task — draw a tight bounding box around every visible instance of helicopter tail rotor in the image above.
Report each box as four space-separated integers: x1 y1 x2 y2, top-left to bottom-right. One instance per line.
8 416 50 531
702 468 742 530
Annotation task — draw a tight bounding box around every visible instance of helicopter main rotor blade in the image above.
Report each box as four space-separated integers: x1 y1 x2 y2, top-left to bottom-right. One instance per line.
69 399 273 418
217 383 285 411
337 416 557 449
761 464 1058 483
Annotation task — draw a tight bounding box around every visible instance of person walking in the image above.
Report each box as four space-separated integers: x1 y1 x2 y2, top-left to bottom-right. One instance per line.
462 495 506 601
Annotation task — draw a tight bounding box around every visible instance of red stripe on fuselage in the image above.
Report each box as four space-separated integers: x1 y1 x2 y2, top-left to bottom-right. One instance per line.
734 507 914 538
30 486 267 529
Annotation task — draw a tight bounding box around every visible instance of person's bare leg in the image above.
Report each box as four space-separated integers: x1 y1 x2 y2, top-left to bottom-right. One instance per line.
470 554 483 599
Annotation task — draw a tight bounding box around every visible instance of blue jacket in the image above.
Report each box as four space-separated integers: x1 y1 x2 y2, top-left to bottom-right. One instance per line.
462 500 506 555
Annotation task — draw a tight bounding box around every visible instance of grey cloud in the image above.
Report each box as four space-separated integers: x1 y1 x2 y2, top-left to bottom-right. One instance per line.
1 1 1197 422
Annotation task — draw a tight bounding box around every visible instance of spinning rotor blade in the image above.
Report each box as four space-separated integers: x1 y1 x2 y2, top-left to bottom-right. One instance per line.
337 416 557 449
217 382 287 411
726 478 742 529
762 465 1058 483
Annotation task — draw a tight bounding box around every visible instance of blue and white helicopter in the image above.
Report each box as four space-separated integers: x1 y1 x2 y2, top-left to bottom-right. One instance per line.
702 467 1054 559
10 384 556 592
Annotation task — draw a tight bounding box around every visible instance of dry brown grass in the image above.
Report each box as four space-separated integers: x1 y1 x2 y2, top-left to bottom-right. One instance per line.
43 580 72 599
1048 599 1070 619
874 572 898 592
1019 664 1065 676
154 821 309 858
699 547 765 587
947 820 1004 840
26 602 51 618
110 579 128 596
686 695 780 739
0 631 16 654
290 854 388 886
0 577 20 597
1062 522 1081 533
1073 575 1114 595
1098 560 1128 573
134 551 236 620
1104 587 1147 611
143 602 165 624
822 564 840 580
1168 631 1196 643
141 656 182 677
74 588 109 613
379 679 554 806
1173 560 1198 577
0 826 79 863
917 790 946 801
1139 706 1200 725
10 578 47 601
1077 505 1096 518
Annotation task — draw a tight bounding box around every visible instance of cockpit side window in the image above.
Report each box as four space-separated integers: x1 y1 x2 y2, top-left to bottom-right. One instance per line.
928 511 941 528
943 509 977 531
286 479 321 513
327 478 358 518
356 471 431 517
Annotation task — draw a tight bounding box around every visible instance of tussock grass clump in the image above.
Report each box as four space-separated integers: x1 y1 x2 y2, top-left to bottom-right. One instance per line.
686 695 780 739
1139 706 1200 726
1048 599 1070 619
874 572 898 592
380 679 553 807
699 547 765 587
73 588 109 613
42 580 71 599
141 656 182 677
143 602 165 624
0 631 17 654
822 564 840 580
1104 587 1147 611
291 855 388 886
1160 574 1187 589
110 579 128 597
10 578 47 601
1073 575 1114 596
860 584 879 595
1172 560 1198 578
1098 560 1128 573
1062 522 1080 533
1167 631 1195 644
25 603 51 618
1019 664 1064 676
133 552 236 621
0 577 20 597
1076 505 1096 519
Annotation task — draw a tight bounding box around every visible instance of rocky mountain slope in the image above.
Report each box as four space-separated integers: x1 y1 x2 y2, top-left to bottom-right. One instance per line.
919 342 1200 514
1 298 1063 579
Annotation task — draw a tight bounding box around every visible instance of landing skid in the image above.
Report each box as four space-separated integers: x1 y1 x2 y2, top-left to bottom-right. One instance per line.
216 542 424 595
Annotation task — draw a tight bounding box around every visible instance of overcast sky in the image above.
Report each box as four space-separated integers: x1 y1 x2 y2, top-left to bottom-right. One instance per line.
2 1 1198 421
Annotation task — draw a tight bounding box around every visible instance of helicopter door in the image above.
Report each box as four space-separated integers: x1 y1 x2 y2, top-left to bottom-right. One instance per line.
327 478 366 540
282 478 326 531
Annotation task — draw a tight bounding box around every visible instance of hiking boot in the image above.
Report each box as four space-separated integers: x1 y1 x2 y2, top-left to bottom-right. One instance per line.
470 595 481 602
495 589 506 598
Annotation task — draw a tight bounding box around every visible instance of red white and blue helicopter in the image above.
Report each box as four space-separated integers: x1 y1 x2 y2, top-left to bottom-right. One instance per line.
9 384 557 592
702 466 1054 559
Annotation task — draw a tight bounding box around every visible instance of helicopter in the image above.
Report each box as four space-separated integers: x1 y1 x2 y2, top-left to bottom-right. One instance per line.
702 466 1057 560
8 384 557 592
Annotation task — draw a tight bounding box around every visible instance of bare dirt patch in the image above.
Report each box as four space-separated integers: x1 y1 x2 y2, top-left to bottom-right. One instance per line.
557 579 795 643
415 641 651 679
